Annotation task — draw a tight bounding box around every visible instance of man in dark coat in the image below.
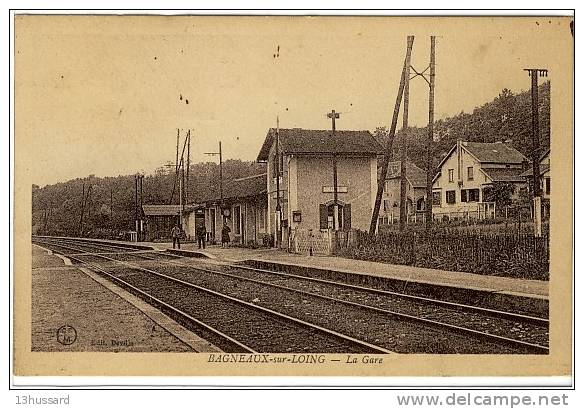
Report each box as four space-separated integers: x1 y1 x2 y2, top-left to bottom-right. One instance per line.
221 222 231 248
196 224 207 249
171 224 181 249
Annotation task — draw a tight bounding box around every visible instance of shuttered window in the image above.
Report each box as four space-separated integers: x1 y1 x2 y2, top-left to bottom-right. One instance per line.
343 204 351 231
461 188 479 203
319 204 328 230
432 192 441 206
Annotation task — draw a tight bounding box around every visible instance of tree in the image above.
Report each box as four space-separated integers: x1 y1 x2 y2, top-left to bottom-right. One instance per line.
483 182 515 207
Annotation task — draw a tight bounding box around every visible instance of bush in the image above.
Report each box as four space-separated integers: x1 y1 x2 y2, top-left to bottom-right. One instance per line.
336 229 549 280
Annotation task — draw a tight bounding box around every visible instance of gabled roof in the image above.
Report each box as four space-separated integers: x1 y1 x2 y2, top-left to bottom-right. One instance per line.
463 141 527 164
384 161 427 188
481 168 527 183
223 173 267 200
257 128 382 161
436 141 528 171
199 173 267 203
520 163 551 178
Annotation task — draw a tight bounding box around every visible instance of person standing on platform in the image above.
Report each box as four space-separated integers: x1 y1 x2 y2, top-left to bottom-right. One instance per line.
197 224 207 249
221 222 231 248
171 224 181 249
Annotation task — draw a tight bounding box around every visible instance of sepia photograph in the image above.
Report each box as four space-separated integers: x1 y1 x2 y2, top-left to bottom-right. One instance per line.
12 12 573 378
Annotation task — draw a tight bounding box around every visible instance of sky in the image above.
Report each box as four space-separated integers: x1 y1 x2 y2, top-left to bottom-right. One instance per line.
15 15 571 186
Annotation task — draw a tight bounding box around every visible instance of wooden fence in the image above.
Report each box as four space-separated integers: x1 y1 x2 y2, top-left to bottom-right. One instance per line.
335 229 549 280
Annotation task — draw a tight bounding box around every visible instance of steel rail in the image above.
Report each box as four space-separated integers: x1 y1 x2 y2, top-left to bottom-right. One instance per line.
127 251 549 354
38 238 392 354
35 237 549 353
66 253 256 353
229 264 549 325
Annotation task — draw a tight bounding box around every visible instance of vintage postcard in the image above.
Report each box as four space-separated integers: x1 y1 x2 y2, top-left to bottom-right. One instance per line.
12 13 573 379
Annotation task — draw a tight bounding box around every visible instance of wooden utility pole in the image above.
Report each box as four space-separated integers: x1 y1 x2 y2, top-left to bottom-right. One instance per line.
175 129 180 175
79 180 86 237
169 133 189 205
275 117 282 248
425 36 436 230
110 188 114 238
218 142 223 207
369 35 414 235
328 109 340 231
186 130 191 205
399 40 413 231
204 141 224 221
524 68 547 237
179 164 184 229
134 174 139 240
140 174 144 241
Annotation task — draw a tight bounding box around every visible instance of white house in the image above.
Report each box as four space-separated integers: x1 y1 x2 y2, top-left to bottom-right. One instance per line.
432 141 528 220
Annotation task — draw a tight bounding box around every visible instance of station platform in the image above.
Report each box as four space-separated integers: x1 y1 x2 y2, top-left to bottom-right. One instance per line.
137 241 549 299
31 244 216 352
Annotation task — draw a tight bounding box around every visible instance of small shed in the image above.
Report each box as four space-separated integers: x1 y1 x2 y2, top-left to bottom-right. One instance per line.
142 204 193 241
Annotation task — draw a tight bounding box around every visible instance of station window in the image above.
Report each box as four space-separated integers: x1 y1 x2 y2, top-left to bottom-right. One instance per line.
446 190 456 204
467 166 474 181
233 206 241 235
448 169 454 183
258 207 265 231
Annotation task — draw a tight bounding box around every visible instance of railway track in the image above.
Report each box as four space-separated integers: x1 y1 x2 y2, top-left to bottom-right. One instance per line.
32 237 549 354
32 238 392 354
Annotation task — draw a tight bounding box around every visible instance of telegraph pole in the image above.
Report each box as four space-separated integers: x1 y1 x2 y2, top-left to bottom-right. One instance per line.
110 188 114 239
369 35 414 235
79 179 92 237
179 164 183 230
79 180 86 237
399 42 413 231
204 141 224 222
175 129 180 175
186 130 191 205
140 174 144 241
425 36 436 230
328 109 340 231
275 117 282 248
524 68 547 237
134 174 139 240
169 132 189 205
219 142 223 208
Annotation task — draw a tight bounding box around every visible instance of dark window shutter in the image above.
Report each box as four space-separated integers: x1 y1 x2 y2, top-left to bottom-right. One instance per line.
319 204 328 229
461 190 467 202
343 204 351 231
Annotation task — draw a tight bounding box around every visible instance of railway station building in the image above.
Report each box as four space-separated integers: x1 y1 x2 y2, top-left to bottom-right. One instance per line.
194 173 269 246
256 128 382 251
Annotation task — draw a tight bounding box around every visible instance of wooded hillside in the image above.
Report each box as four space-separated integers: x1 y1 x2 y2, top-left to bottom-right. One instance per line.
32 160 266 237
32 82 550 238
374 81 550 171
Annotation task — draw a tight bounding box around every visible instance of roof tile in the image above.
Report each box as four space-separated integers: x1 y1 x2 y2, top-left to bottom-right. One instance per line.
258 128 381 161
